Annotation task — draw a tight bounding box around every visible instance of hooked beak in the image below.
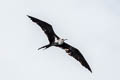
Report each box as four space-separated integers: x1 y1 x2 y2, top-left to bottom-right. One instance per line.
64 39 68 41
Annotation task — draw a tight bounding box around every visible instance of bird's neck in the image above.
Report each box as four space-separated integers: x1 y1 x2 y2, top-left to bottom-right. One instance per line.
55 39 64 45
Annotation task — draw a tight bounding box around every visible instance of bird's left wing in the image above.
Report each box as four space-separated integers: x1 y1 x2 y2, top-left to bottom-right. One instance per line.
56 42 92 73
27 15 60 43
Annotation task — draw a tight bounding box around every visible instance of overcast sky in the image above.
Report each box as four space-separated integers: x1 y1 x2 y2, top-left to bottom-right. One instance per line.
0 0 120 80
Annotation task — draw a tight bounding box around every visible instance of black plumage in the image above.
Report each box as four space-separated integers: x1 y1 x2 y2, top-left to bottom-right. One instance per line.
27 15 92 73
56 42 92 72
27 15 59 44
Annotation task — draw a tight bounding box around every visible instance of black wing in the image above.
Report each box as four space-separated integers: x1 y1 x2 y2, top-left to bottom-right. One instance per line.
27 15 59 44
56 42 92 73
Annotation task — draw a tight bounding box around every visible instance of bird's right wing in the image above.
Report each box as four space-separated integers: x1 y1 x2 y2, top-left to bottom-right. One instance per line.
27 15 59 43
56 42 92 73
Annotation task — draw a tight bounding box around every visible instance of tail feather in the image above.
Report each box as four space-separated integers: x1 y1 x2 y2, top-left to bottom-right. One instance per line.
38 44 51 50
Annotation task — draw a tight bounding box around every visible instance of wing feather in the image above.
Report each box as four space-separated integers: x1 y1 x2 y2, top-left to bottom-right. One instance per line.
27 15 59 43
56 42 92 72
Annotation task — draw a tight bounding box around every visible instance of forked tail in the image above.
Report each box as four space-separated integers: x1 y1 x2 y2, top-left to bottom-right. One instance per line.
38 44 51 50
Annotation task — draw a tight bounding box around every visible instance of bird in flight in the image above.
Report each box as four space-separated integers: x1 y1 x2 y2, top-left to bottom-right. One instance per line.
27 15 92 73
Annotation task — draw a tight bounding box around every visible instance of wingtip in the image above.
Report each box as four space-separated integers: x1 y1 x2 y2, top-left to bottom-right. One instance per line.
83 62 92 73
27 15 39 22
87 67 92 73
89 69 92 73
26 15 29 17
27 15 32 19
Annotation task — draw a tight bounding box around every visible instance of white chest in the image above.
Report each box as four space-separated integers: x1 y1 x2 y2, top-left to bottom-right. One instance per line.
57 39 64 45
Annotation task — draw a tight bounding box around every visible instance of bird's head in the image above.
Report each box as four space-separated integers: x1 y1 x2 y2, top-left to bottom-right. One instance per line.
58 38 68 45
62 39 68 41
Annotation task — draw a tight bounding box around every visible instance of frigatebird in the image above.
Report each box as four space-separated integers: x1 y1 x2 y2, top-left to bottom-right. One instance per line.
27 15 92 73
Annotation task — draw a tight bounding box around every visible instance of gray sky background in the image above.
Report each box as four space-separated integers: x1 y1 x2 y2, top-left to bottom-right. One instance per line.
0 0 120 80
